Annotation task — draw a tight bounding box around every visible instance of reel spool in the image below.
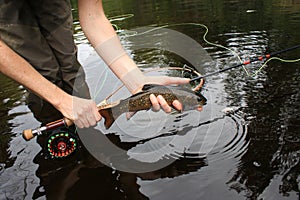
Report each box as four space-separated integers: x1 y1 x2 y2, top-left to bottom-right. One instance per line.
46 127 79 159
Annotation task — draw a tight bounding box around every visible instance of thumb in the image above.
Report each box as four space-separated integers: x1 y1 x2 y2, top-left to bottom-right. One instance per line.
165 76 190 85
146 76 190 86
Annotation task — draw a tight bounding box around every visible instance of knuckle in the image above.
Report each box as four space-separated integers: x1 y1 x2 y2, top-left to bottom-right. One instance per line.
164 106 172 113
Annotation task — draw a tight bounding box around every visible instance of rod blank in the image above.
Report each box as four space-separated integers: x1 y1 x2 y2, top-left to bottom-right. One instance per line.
190 45 300 82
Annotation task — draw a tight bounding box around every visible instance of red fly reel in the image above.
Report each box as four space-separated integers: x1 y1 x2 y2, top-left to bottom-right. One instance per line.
46 128 79 159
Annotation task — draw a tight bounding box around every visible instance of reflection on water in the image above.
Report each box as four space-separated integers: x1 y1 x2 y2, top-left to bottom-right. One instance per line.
1 0 300 199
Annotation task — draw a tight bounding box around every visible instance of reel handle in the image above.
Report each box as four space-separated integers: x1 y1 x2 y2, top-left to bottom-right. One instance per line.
22 118 73 141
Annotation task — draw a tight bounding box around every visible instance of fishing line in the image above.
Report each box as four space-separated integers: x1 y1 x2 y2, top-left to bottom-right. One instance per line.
110 15 300 78
22 15 300 144
108 14 135 33
121 22 247 74
108 14 134 22
249 57 300 77
98 14 300 102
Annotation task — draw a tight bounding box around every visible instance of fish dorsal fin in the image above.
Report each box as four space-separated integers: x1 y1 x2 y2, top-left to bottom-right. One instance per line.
141 84 162 91
128 84 160 98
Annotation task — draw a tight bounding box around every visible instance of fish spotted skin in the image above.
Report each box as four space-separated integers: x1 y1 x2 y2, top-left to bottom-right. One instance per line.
99 84 207 129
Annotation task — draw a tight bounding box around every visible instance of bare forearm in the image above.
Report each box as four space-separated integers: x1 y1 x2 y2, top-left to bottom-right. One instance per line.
78 0 116 46
77 0 192 113
78 0 141 81
0 40 68 108
0 40 101 127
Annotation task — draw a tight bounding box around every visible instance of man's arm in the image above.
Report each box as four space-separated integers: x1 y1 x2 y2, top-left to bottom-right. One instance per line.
78 0 190 112
0 40 101 128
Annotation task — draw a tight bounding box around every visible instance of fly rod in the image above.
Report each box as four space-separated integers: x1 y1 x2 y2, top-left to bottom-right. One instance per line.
22 101 119 141
22 46 299 140
190 44 300 82
22 66 205 141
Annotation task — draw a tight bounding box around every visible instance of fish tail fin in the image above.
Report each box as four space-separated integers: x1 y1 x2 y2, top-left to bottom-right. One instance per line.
99 108 115 129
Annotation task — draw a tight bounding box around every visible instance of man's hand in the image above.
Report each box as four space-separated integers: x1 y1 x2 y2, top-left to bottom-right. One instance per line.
54 93 101 128
149 94 181 112
140 75 203 113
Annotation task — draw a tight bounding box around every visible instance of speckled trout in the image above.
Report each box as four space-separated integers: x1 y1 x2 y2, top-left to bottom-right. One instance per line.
22 84 207 140
99 84 207 129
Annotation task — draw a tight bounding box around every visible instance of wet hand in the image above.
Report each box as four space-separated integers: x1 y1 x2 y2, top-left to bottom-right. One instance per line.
55 95 102 128
145 76 190 86
72 97 102 128
145 76 189 113
150 94 182 112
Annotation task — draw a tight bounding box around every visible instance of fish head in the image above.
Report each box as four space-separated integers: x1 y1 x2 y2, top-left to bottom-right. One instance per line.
168 86 207 111
185 92 207 111
196 94 207 106
140 84 207 111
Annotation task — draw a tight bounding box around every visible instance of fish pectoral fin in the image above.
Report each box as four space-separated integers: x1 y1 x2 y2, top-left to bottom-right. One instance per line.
141 84 162 91
126 111 137 120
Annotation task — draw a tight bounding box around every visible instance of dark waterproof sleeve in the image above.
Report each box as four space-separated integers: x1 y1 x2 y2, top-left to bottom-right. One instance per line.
0 0 91 123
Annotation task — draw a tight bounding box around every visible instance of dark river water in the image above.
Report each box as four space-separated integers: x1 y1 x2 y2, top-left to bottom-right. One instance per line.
1 0 300 199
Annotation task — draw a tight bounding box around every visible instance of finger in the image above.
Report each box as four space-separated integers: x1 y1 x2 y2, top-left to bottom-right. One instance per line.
78 113 99 128
172 100 183 111
168 77 190 85
150 94 160 112
86 113 97 127
83 101 100 127
72 112 82 128
79 117 90 128
87 107 101 127
146 76 190 86
78 108 91 128
126 111 136 120
74 117 84 129
159 76 190 85
157 95 172 113
197 106 203 112
94 111 102 122
90 101 102 122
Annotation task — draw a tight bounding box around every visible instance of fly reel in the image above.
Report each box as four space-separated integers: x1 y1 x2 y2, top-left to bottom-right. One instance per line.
45 126 79 159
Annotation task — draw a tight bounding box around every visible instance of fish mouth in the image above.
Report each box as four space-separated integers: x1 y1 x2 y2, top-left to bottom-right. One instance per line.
184 104 204 111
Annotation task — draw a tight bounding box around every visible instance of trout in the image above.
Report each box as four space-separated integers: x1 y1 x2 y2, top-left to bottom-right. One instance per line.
22 84 207 141
99 84 207 129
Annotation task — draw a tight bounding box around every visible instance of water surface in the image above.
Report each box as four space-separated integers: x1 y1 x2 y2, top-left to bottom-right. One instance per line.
0 0 299 199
